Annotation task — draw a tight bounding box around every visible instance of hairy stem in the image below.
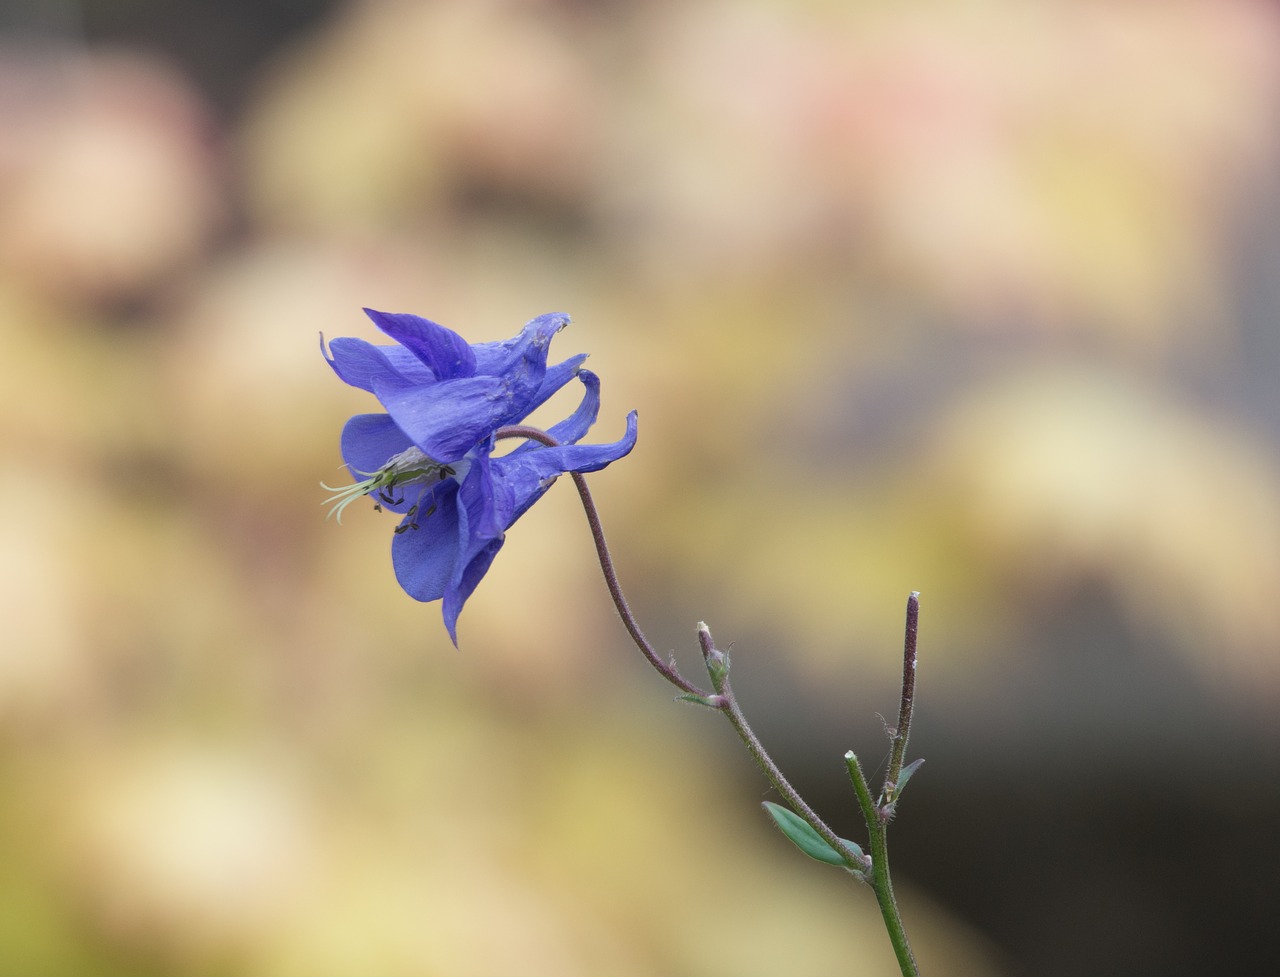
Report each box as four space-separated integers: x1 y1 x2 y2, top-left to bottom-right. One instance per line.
497 424 853 857
497 424 919 970
697 626 870 876
884 592 920 801
847 752 919 977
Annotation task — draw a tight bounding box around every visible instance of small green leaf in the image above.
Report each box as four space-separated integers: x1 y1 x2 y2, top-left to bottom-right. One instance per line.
762 802 864 866
894 758 925 799
704 648 730 688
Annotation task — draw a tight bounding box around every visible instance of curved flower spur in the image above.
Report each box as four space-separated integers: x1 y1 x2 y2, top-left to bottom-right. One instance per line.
322 308 637 642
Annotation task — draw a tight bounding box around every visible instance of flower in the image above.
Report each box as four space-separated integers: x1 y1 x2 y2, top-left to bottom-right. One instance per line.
323 308 637 642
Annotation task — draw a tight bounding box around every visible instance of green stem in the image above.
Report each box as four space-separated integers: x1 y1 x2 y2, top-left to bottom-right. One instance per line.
846 753 919 977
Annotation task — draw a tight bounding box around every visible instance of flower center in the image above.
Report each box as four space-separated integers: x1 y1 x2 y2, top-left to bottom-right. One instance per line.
321 446 456 522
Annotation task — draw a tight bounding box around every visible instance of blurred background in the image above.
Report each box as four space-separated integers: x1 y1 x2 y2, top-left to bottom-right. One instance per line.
2 0 1278 974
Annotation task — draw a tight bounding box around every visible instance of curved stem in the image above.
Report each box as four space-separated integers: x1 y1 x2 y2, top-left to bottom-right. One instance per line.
496 423 915 970
495 424 705 697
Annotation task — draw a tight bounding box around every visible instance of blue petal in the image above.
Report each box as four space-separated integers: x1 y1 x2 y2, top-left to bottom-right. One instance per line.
442 450 513 644
323 336 417 392
442 536 502 645
471 313 570 376
364 309 477 380
323 334 439 391
472 313 569 419
459 444 515 539
525 353 588 414
507 369 600 459
371 374 512 462
391 479 462 602
380 345 438 384
340 413 412 475
495 410 638 525
545 369 601 445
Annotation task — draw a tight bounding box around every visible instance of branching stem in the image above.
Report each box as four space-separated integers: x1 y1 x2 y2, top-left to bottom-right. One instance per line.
847 751 918 976
495 424 920 976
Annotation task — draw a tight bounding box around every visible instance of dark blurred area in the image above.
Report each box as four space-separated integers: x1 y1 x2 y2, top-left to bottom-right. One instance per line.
3 1 1279 975
78 0 339 114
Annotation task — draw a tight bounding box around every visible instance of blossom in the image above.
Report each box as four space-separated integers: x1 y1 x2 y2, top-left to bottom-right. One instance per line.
323 309 637 642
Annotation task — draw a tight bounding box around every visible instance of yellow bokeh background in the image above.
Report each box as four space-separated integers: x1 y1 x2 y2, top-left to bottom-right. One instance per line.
3 0 1279 974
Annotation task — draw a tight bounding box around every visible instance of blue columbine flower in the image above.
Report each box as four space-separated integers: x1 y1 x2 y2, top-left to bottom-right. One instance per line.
322 308 637 642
